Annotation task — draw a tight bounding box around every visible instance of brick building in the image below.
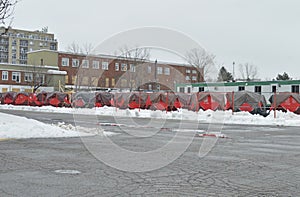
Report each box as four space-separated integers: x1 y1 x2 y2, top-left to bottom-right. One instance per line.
0 62 66 93
57 51 203 91
27 50 203 92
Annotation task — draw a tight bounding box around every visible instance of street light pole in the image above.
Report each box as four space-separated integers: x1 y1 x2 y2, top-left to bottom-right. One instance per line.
154 59 157 91
233 61 235 81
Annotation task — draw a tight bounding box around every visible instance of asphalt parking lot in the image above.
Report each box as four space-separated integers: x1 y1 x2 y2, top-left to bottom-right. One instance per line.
0 110 299 196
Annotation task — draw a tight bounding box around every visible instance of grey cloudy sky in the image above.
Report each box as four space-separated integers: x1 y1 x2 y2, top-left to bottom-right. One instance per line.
12 0 300 79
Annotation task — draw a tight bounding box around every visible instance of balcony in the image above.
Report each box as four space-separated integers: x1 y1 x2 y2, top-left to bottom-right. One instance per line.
20 43 29 47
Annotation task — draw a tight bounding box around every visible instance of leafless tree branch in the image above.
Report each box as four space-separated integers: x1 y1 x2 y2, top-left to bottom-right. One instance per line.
238 63 258 81
185 48 215 81
0 0 17 24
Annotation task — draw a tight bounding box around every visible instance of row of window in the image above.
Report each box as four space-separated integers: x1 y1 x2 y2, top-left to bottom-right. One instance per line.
186 69 197 74
6 33 56 42
61 58 172 75
186 76 197 81
194 85 300 93
2 71 20 82
1 71 45 83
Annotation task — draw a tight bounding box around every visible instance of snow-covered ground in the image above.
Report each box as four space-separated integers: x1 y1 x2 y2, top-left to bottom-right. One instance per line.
1 104 300 127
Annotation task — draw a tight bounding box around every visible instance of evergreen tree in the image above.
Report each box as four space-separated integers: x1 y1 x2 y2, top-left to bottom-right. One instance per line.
276 72 291 80
217 66 233 81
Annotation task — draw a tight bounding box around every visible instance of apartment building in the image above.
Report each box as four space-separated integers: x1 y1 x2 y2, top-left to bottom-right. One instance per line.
0 27 58 65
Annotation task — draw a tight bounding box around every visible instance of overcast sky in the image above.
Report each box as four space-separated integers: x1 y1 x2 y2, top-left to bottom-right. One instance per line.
11 0 300 80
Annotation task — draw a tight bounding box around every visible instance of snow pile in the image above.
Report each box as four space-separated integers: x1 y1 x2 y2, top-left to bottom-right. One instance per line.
1 105 300 127
0 112 116 139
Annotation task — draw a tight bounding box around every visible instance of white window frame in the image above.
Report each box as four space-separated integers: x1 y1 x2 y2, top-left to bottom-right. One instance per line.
12 72 21 83
115 63 119 71
72 59 80 67
130 64 136 72
186 69 191 74
24 73 33 82
102 61 109 70
92 61 99 69
121 63 127 71
164 67 170 75
147 66 151 73
82 60 89 68
2 71 8 80
62 58 69 67
185 76 191 81
192 76 197 81
157 67 163 75
192 70 197 74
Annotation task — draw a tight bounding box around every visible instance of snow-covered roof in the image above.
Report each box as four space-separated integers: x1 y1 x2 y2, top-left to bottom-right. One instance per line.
47 70 67 75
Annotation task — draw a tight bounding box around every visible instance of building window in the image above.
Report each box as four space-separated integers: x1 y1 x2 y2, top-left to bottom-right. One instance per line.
121 79 127 87
62 58 69 67
121 63 127 71
199 87 204 92
238 86 245 91
192 70 197 74
50 44 56 50
82 60 89 68
192 76 197 81
130 64 136 72
185 76 190 81
24 73 33 82
148 84 152 90
187 87 191 93
72 59 80 67
105 78 110 87
272 85 277 93
115 63 119 71
102 62 109 70
35 74 45 84
157 67 163 75
164 67 170 75
112 78 115 87
292 85 299 93
2 71 8 80
72 76 77 84
65 75 69 84
147 66 151 73
179 87 185 93
92 61 99 69
255 86 262 94
186 69 191 74
12 72 21 83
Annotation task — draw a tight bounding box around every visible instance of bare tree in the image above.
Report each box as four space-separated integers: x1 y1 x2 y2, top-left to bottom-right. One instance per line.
238 63 258 81
0 0 17 24
67 41 81 54
185 48 215 81
67 42 94 55
82 42 94 55
24 65 52 93
118 45 150 91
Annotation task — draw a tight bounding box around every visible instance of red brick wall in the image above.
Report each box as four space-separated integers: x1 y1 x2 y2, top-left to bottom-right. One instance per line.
58 52 203 91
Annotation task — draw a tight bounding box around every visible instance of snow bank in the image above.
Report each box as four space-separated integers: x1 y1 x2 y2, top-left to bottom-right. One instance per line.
0 112 117 139
1 105 300 127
